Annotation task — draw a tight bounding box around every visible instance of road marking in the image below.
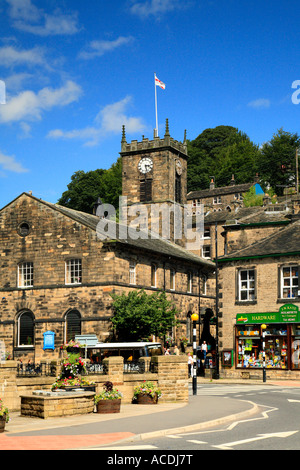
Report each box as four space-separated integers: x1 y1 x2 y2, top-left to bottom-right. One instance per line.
89 445 158 450
168 435 182 439
186 439 208 444
213 431 298 450
288 399 300 403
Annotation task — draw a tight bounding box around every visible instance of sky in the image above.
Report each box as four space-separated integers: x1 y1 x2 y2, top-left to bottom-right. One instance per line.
1 0 300 209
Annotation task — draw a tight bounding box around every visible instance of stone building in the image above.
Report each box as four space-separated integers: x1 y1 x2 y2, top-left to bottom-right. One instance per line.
0 123 215 363
218 218 300 379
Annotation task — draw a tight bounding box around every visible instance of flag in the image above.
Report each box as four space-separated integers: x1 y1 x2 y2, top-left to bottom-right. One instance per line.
155 76 165 90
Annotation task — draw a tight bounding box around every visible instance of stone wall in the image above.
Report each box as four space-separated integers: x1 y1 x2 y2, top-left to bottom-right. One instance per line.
0 355 189 412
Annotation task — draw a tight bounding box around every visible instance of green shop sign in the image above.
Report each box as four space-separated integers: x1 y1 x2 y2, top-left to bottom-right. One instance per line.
236 304 299 324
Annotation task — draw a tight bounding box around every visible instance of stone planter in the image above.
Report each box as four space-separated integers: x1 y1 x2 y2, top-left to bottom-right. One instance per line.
136 393 158 404
96 399 121 414
0 414 6 433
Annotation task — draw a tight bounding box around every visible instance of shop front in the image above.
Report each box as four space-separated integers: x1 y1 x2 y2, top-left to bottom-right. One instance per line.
235 304 300 371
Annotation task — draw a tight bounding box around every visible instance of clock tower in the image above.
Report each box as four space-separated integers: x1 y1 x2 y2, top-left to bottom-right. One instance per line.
120 119 188 246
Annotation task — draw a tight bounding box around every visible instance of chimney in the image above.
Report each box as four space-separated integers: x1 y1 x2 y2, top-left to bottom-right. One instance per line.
209 177 215 190
230 174 235 186
93 197 103 216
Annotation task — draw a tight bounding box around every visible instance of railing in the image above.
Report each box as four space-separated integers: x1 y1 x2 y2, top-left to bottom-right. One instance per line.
17 362 57 377
82 362 108 375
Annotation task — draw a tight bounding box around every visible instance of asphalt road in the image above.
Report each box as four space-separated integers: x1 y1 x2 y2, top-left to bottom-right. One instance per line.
98 383 300 452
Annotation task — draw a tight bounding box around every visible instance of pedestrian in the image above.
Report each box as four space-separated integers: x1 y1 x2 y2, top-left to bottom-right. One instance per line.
174 345 179 355
201 341 208 361
165 348 170 355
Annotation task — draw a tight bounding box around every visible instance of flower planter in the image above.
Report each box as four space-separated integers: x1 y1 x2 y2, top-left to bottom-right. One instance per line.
0 414 6 433
136 393 158 404
96 399 121 414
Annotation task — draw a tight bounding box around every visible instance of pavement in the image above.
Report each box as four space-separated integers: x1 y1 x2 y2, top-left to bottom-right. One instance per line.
1 377 300 450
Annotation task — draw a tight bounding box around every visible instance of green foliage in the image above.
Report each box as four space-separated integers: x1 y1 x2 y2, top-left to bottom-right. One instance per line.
133 381 161 399
242 186 264 207
58 157 122 213
187 125 260 191
257 128 300 196
110 290 179 341
94 381 122 402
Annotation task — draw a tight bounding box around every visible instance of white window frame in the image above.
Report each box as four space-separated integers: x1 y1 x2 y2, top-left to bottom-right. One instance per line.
129 261 136 285
202 245 211 259
213 196 221 204
203 226 211 239
151 264 157 288
170 268 176 291
187 271 192 293
18 262 33 288
281 265 299 299
238 269 255 301
65 259 82 285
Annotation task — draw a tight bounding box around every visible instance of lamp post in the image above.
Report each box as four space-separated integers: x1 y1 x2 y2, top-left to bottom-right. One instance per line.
191 313 199 395
261 324 267 383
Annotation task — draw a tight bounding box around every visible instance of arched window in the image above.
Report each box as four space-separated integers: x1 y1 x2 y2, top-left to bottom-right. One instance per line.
18 311 34 346
65 310 81 342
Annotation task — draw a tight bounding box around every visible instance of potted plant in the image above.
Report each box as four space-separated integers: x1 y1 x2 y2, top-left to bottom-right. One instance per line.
0 398 9 433
51 377 95 392
133 380 161 404
94 381 122 413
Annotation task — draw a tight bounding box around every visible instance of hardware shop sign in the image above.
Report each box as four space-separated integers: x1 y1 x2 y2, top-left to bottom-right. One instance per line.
236 304 299 324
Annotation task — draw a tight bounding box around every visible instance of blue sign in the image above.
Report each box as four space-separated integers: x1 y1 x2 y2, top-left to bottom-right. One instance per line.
43 331 55 350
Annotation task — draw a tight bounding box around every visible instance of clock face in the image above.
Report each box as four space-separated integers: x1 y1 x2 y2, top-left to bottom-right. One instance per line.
138 157 153 174
176 159 182 175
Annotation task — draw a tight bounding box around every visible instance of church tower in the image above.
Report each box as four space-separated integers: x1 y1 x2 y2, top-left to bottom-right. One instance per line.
120 120 188 246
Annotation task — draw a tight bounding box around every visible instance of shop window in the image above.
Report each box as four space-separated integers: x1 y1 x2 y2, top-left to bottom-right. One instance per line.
236 324 288 369
280 266 299 299
18 311 34 347
238 268 256 301
18 262 33 288
65 259 82 285
291 324 300 370
65 310 81 342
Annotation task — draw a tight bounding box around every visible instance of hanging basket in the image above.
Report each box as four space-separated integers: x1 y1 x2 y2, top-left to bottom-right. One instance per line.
136 393 158 404
96 399 121 414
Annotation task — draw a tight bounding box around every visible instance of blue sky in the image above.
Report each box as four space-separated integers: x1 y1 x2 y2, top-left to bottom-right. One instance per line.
1 0 300 209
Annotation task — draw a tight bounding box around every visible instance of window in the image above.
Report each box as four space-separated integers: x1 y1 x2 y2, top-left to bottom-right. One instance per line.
203 226 210 239
175 174 181 203
18 262 33 288
65 310 81 342
140 178 152 202
170 268 175 290
281 266 299 299
238 269 256 301
129 261 136 285
151 264 157 288
18 311 34 346
187 271 192 293
202 274 207 295
213 196 221 204
18 222 30 237
65 259 82 285
202 246 211 259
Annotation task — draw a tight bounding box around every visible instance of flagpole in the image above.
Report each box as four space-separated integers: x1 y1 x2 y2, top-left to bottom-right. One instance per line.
154 73 158 137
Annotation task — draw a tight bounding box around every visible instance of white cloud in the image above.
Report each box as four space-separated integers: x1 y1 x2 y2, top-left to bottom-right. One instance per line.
48 96 146 146
6 0 80 36
0 150 28 173
79 36 134 59
0 80 82 123
130 0 182 17
248 98 271 109
0 45 46 67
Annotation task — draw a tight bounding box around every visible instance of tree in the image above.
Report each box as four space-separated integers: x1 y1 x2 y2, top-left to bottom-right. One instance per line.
242 186 264 207
110 290 178 341
257 128 300 196
187 125 260 192
58 157 122 213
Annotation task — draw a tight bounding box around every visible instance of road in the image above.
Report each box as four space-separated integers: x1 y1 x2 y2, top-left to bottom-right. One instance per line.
98 383 300 451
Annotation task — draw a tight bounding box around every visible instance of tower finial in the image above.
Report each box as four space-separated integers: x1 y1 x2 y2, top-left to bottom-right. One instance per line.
165 118 170 136
184 129 187 142
121 125 126 143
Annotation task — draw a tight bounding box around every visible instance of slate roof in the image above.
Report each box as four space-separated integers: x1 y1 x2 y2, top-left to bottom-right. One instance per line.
187 182 253 200
218 220 300 261
203 206 291 225
6 193 214 270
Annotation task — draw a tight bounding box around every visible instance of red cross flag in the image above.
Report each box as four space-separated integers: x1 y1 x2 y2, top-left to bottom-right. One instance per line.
155 76 165 90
